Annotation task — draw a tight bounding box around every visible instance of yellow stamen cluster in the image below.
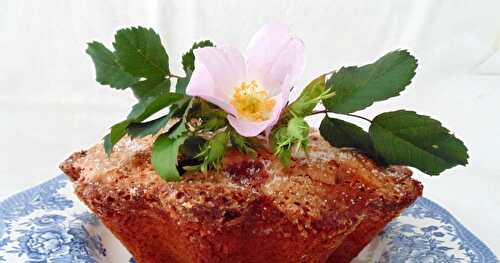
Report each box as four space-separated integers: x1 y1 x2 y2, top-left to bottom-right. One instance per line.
230 80 276 122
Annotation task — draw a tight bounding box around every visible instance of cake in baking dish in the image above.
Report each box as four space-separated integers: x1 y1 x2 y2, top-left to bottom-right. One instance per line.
60 131 422 263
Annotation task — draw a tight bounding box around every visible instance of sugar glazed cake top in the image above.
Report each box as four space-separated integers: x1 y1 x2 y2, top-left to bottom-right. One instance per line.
60 130 422 263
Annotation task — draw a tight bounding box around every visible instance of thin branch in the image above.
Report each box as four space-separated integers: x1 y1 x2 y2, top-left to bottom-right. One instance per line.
308 110 372 123
309 110 329 116
345 113 372 122
169 73 184 79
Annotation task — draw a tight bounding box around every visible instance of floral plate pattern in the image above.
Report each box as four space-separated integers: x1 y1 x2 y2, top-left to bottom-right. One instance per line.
0 175 498 263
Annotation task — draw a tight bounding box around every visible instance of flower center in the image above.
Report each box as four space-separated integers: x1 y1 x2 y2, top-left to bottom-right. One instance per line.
230 80 276 122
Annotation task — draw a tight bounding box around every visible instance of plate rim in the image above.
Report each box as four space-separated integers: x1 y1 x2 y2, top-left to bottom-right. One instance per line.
1 174 498 262
413 197 498 262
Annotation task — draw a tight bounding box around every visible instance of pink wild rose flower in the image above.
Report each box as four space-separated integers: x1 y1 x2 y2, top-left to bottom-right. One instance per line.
185 23 305 137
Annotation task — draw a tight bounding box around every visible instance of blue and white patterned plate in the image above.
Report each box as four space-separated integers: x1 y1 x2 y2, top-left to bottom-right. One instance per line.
0 175 498 263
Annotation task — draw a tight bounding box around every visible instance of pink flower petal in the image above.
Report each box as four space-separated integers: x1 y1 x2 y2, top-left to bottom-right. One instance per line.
267 39 305 94
187 24 305 138
185 61 236 115
192 46 246 98
246 23 305 94
186 46 247 115
268 74 292 127
228 116 274 137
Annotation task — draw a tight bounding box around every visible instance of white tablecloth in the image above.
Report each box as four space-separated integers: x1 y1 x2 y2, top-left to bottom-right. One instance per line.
1 0 499 255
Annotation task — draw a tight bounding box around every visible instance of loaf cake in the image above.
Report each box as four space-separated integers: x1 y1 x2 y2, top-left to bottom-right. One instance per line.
60 131 422 263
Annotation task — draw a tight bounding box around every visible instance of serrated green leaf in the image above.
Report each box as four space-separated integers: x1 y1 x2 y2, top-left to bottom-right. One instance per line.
230 131 256 156
319 117 380 161
288 75 326 116
369 110 468 175
287 117 309 141
167 120 188 138
277 148 292 166
202 117 226 131
206 132 229 163
182 40 214 72
324 50 417 113
127 96 190 139
86 42 139 89
198 106 228 132
167 98 193 138
127 93 186 122
127 115 169 138
270 127 292 166
103 120 130 155
152 133 187 181
198 131 229 173
132 78 170 100
114 27 170 79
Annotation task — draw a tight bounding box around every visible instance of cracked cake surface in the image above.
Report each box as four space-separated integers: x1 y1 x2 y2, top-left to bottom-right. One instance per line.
60 130 422 263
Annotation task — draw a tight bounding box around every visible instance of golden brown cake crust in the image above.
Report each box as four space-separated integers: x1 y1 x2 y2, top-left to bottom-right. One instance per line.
60 131 422 263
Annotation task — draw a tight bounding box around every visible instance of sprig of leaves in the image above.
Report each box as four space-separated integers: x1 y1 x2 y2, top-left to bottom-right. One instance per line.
312 50 468 175
274 49 468 175
196 131 230 173
88 26 468 181
323 50 417 113
87 27 231 180
270 117 310 166
287 75 335 117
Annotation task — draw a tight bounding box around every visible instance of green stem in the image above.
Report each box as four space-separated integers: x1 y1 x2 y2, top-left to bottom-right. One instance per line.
309 110 329 116
169 73 184 79
344 113 372 123
308 110 372 122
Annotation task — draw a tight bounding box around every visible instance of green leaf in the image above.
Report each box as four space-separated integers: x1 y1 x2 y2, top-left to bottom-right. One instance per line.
277 148 292 166
206 132 229 163
167 98 193 138
230 131 256 156
319 117 379 161
369 110 469 175
175 70 191 94
128 96 191 138
152 133 187 181
288 75 326 116
113 27 170 79
270 127 292 166
103 120 130 155
287 117 309 141
198 131 229 173
324 50 417 113
86 42 139 89
202 117 226 132
198 106 228 132
182 40 214 72
127 93 186 122
167 120 188 139
132 78 170 100
127 115 169 138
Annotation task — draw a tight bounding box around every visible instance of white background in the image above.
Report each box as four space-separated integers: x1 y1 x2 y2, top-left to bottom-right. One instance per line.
1 0 499 255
